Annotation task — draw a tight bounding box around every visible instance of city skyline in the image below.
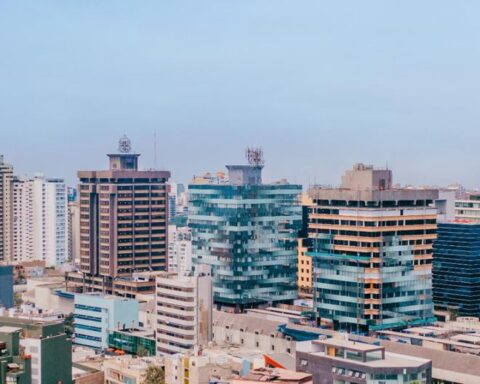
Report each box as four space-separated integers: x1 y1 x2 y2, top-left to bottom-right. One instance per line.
1 1 480 188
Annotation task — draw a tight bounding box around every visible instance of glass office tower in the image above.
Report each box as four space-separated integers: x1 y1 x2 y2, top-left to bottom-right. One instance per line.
433 222 480 317
308 164 438 332
189 162 302 309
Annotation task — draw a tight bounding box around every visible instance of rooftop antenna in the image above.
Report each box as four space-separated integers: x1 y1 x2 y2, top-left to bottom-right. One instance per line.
154 129 158 169
118 134 132 154
246 147 265 167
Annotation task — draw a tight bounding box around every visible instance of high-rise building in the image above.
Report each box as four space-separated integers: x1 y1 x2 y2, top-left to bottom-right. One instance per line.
11 174 68 267
433 222 480 317
77 136 170 283
0 155 13 262
189 150 302 309
308 164 438 332
455 193 480 223
155 265 212 355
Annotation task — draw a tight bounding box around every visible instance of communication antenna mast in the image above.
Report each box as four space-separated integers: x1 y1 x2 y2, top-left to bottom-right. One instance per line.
154 129 158 169
246 147 265 166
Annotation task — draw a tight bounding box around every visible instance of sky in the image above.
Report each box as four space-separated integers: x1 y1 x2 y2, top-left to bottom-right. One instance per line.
1 1 480 188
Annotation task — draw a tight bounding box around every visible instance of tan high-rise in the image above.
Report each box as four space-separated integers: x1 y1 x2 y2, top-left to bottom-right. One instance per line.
0 155 13 262
78 138 170 279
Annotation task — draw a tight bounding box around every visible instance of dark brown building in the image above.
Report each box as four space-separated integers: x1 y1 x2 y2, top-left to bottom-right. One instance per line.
77 137 170 281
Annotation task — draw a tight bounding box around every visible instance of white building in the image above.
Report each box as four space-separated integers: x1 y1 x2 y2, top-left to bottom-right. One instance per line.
74 293 139 350
156 265 212 355
168 224 192 273
12 174 68 267
455 193 480 223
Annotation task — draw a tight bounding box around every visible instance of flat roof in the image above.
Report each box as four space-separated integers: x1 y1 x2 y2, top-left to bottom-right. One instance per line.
0 326 22 333
314 338 384 353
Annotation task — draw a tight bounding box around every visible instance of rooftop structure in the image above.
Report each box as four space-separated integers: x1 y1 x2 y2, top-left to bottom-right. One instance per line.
231 367 313 384
296 337 432 384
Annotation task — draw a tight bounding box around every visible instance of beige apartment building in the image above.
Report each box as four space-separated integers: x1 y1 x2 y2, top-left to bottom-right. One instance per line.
156 265 213 355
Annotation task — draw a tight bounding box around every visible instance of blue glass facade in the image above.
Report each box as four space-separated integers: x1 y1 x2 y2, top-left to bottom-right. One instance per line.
0 265 13 309
433 223 480 317
189 183 302 308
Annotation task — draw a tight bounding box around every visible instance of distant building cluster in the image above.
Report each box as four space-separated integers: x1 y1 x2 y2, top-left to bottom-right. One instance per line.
2 137 480 383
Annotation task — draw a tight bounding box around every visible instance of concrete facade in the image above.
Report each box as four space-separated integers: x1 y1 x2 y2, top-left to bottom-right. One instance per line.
77 139 170 281
74 293 139 350
156 266 212 355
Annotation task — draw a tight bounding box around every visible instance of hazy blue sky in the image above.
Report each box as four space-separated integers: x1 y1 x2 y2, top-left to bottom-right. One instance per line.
1 1 480 187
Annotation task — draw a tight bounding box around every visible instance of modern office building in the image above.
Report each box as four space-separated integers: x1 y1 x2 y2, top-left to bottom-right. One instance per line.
0 316 72 384
433 222 480 317
155 265 212 355
0 265 13 309
296 338 432 384
74 293 139 350
189 150 302 309
11 174 68 267
0 326 32 384
75 135 170 292
0 155 13 262
455 193 480 223
308 164 438 332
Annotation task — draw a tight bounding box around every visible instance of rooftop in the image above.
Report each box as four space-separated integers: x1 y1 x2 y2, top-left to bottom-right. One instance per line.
234 368 312 383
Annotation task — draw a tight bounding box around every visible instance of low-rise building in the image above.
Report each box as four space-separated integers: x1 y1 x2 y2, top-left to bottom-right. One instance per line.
164 345 265 384
296 338 432 384
0 316 72 384
103 356 164 384
74 294 139 350
0 326 32 384
108 328 156 356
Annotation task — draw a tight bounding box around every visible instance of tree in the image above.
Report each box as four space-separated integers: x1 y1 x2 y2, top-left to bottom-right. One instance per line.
64 313 74 337
142 365 165 384
137 346 149 357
